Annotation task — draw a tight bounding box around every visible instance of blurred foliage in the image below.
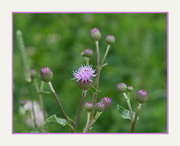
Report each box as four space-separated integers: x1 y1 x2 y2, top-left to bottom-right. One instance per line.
13 13 167 133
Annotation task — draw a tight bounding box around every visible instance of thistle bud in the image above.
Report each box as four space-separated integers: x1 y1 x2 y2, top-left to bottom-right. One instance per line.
30 69 37 80
117 83 127 93
89 28 101 42
84 49 93 58
127 86 133 92
135 90 148 104
19 99 27 106
100 97 112 110
106 35 115 45
95 102 105 112
77 80 92 90
40 67 53 82
85 102 94 112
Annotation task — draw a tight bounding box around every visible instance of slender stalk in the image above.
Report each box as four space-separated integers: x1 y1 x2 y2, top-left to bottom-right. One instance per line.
131 103 142 133
123 92 134 121
33 80 46 121
91 41 100 120
71 90 87 133
84 112 91 133
83 112 102 133
27 83 41 132
48 82 73 128
84 57 89 67
101 45 110 66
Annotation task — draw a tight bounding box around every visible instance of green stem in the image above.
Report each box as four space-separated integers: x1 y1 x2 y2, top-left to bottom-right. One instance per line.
84 57 89 67
131 103 142 133
83 112 102 133
84 112 91 133
101 45 110 66
33 80 46 122
71 90 87 133
123 92 134 122
91 41 100 121
48 82 73 128
27 83 41 132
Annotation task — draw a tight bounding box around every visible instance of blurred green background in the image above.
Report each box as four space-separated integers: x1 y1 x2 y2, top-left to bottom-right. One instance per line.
13 13 167 133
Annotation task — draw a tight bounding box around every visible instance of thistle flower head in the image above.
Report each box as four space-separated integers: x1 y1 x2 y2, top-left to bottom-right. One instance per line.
106 35 115 45
117 83 127 93
40 67 53 82
30 69 37 80
85 102 94 112
84 49 93 58
73 65 96 90
127 86 133 92
135 90 148 104
89 28 101 42
95 102 105 112
100 97 112 110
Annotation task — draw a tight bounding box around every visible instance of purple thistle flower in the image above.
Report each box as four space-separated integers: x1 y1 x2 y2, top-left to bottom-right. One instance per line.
73 65 96 90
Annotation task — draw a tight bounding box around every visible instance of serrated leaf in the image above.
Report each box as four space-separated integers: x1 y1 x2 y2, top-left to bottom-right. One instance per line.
117 104 139 121
42 114 73 131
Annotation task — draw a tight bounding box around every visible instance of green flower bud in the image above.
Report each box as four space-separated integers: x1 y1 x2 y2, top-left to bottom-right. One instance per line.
89 28 101 42
106 35 115 45
117 83 127 93
40 67 53 82
135 90 148 104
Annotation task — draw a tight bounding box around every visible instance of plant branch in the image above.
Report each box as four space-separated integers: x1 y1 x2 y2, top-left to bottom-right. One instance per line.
48 82 73 128
83 111 102 133
131 103 142 133
71 90 87 133
123 92 134 122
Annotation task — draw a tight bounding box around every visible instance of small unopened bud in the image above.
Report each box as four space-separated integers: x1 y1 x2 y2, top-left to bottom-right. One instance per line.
95 102 105 112
19 99 26 106
135 90 148 104
40 67 53 82
85 102 94 112
89 28 101 42
84 49 93 58
106 35 115 45
127 86 133 92
100 97 112 110
117 83 127 93
81 52 85 57
30 69 37 80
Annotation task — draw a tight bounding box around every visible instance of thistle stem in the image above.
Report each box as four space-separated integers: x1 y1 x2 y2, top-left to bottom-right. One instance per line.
33 80 46 122
84 112 91 133
101 45 110 66
131 103 142 133
83 112 102 133
27 83 42 132
91 41 100 121
123 92 134 122
71 90 87 133
48 82 73 128
84 57 89 67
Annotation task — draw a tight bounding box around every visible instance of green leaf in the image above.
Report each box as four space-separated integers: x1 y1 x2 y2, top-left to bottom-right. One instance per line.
42 114 73 131
117 104 138 121
90 85 99 93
